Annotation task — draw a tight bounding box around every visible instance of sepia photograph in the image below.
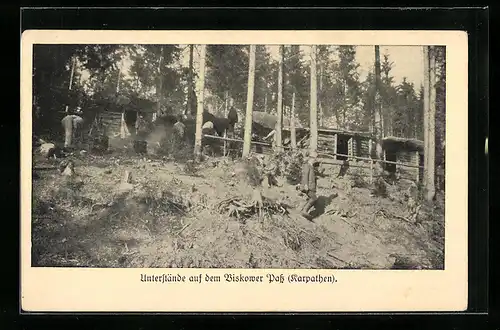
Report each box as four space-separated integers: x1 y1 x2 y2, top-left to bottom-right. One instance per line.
21 30 467 312
30 42 446 270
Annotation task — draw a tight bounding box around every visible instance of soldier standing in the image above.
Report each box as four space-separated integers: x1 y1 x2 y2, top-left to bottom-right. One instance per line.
298 156 321 220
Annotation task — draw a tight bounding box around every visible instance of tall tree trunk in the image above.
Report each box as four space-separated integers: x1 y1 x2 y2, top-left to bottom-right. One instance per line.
290 92 297 150
65 56 77 113
194 45 206 160
342 80 347 127
423 46 430 190
425 46 436 201
374 46 384 170
156 46 164 115
275 45 284 152
224 90 229 156
309 45 318 158
264 92 268 113
186 44 194 117
242 45 256 158
116 68 121 93
319 61 323 127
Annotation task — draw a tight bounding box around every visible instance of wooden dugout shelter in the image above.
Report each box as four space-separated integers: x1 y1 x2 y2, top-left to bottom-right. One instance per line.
291 128 425 183
89 95 158 138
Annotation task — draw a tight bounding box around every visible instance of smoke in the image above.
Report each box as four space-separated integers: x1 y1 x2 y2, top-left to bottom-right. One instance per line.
145 124 171 155
146 125 170 147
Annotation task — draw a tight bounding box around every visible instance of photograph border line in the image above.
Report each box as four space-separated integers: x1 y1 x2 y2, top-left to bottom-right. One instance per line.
22 30 468 312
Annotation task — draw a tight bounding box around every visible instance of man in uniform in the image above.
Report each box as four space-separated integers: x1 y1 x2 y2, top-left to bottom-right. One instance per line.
298 155 321 220
173 115 186 139
61 107 84 150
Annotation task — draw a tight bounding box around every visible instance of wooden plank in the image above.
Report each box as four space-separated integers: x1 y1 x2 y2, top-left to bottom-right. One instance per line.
203 134 272 147
369 160 374 184
318 136 336 142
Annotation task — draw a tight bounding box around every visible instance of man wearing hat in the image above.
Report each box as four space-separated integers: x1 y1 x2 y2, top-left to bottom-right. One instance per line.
61 107 84 150
298 154 321 220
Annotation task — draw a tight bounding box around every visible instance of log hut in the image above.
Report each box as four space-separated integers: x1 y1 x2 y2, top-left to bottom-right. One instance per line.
381 136 424 183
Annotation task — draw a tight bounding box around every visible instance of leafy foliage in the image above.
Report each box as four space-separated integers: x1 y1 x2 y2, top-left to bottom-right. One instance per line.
206 45 249 110
33 43 444 170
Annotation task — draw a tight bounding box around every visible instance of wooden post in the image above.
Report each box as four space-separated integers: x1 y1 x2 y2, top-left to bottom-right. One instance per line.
370 159 374 184
275 45 284 152
290 92 297 150
309 45 318 158
348 137 353 160
368 138 373 158
333 134 338 160
120 111 130 139
194 45 207 160
242 45 257 158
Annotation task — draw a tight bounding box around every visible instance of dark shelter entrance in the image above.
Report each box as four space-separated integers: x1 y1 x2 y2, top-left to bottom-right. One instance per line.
123 110 138 136
384 149 397 173
381 136 425 180
336 135 349 161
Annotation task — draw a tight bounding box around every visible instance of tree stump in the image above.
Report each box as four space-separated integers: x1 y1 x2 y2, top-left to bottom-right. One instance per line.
122 170 132 184
117 170 134 193
251 188 263 218
39 143 56 157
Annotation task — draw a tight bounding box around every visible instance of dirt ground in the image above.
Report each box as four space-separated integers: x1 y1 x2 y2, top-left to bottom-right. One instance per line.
31 137 445 270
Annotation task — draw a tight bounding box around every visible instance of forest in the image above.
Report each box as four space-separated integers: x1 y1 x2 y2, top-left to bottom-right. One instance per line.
32 44 446 155
31 44 447 270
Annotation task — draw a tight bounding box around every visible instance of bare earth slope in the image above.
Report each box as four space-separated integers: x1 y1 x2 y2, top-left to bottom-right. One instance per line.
31 148 444 270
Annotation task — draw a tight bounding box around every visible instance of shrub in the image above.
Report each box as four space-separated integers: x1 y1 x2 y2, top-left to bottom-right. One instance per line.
268 150 304 185
371 177 388 197
148 126 194 162
350 168 369 188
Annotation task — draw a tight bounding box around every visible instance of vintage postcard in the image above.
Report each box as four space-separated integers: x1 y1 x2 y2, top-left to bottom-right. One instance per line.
21 30 468 312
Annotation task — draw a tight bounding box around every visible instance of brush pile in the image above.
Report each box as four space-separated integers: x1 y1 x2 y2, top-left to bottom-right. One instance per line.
216 195 289 220
263 150 305 185
90 134 109 153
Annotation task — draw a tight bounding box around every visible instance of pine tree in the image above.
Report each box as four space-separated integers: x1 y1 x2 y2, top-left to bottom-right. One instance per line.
206 45 249 111
335 46 363 130
242 45 256 158
194 45 207 160
275 45 284 151
423 46 436 201
374 45 384 169
309 45 318 158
